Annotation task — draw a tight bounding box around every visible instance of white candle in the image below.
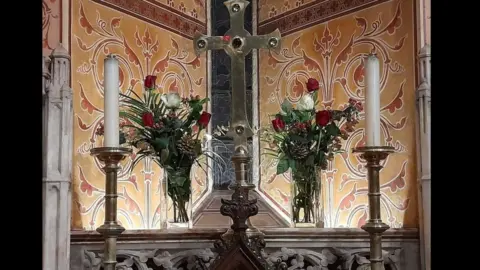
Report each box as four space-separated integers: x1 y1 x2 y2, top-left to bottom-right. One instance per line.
364 54 381 146
104 55 120 147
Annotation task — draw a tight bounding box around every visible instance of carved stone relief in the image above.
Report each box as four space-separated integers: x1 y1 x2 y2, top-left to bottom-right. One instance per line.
82 247 402 270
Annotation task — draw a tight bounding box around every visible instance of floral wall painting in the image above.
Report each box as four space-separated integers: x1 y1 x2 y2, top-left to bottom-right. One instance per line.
70 0 418 230
71 0 207 230
43 0 61 55
258 0 418 228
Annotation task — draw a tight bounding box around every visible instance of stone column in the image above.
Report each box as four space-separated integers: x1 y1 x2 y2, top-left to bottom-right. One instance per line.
43 43 73 270
415 44 431 270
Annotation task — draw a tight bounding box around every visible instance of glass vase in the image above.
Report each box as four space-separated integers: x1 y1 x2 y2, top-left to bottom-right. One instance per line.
163 166 193 229
290 165 325 228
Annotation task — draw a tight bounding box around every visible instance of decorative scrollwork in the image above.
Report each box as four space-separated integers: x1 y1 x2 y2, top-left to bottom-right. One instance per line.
72 0 206 230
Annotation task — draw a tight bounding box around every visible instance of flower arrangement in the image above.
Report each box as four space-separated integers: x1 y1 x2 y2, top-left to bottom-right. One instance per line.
97 75 212 224
263 78 363 226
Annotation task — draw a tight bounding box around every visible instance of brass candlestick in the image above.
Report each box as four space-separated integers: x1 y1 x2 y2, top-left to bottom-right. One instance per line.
90 147 132 270
220 147 259 238
352 146 394 270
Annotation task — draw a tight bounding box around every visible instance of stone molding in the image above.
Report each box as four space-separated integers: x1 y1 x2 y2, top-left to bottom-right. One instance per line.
43 43 73 270
415 44 431 270
79 246 406 270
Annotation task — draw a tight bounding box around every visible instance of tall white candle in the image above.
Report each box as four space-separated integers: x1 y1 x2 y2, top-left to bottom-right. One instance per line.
104 54 120 147
364 54 381 146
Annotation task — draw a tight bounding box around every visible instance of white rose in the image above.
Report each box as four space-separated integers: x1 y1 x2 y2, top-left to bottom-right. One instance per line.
160 93 182 109
297 94 314 111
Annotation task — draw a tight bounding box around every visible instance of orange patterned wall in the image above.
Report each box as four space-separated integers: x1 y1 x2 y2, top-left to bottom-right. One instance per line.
71 0 207 230
258 0 314 23
258 0 418 228
43 0 61 55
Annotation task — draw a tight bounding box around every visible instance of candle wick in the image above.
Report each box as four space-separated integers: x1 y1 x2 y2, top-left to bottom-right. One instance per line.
107 54 117 59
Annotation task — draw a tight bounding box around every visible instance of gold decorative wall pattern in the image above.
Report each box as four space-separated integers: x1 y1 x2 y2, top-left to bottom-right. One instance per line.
258 0 418 228
258 0 316 23
71 0 207 230
154 0 207 23
42 0 61 55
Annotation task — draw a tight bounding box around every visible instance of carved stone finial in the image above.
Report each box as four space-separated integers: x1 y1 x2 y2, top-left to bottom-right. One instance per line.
51 43 70 59
220 190 258 231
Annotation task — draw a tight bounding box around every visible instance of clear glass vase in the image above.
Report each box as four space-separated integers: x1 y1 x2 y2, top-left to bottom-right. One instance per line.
290 165 325 228
163 167 193 229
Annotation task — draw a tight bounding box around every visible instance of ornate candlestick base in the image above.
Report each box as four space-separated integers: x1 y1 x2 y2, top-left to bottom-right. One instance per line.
352 146 394 270
90 147 132 270
222 148 258 237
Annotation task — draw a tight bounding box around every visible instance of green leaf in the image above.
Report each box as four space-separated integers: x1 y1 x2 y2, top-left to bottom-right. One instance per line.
160 149 169 163
277 157 289 175
325 122 341 137
120 111 143 127
171 176 187 186
281 100 293 114
298 110 313 122
316 151 326 164
306 155 315 166
313 91 319 105
152 137 169 150
289 159 296 172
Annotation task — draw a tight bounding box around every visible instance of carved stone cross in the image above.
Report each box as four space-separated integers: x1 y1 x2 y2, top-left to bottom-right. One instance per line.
193 0 281 155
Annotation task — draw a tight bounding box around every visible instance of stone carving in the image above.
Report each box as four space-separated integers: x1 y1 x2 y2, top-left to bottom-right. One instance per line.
82 247 402 270
334 248 402 270
83 249 216 270
43 43 73 270
415 44 431 270
268 248 337 269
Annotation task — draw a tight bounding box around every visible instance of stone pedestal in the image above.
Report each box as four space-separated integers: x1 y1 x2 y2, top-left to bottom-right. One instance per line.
43 43 73 270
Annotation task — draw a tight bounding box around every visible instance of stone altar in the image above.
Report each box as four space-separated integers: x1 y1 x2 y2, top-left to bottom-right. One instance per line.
71 228 419 270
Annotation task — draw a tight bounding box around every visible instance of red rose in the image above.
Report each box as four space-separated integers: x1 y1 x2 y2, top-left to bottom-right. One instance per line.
144 75 157 89
222 35 231 42
306 78 320 92
272 117 285 132
142 112 154 127
197 112 211 128
355 102 363 111
316 110 331 126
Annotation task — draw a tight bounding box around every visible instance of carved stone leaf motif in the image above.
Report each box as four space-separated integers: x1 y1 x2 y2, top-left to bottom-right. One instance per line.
268 248 337 270
334 248 401 270
83 247 402 270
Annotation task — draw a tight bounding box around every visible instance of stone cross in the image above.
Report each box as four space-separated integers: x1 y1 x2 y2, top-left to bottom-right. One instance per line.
193 0 281 155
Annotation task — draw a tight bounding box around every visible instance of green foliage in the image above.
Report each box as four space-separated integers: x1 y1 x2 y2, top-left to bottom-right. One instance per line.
262 93 362 177
117 89 211 213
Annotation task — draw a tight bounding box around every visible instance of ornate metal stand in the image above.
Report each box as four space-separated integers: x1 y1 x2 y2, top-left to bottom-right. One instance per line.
90 147 132 270
352 146 394 270
193 0 282 269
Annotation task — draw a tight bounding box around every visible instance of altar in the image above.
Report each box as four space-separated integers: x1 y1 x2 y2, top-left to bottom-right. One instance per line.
42 0 430 269
70 228 419 270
